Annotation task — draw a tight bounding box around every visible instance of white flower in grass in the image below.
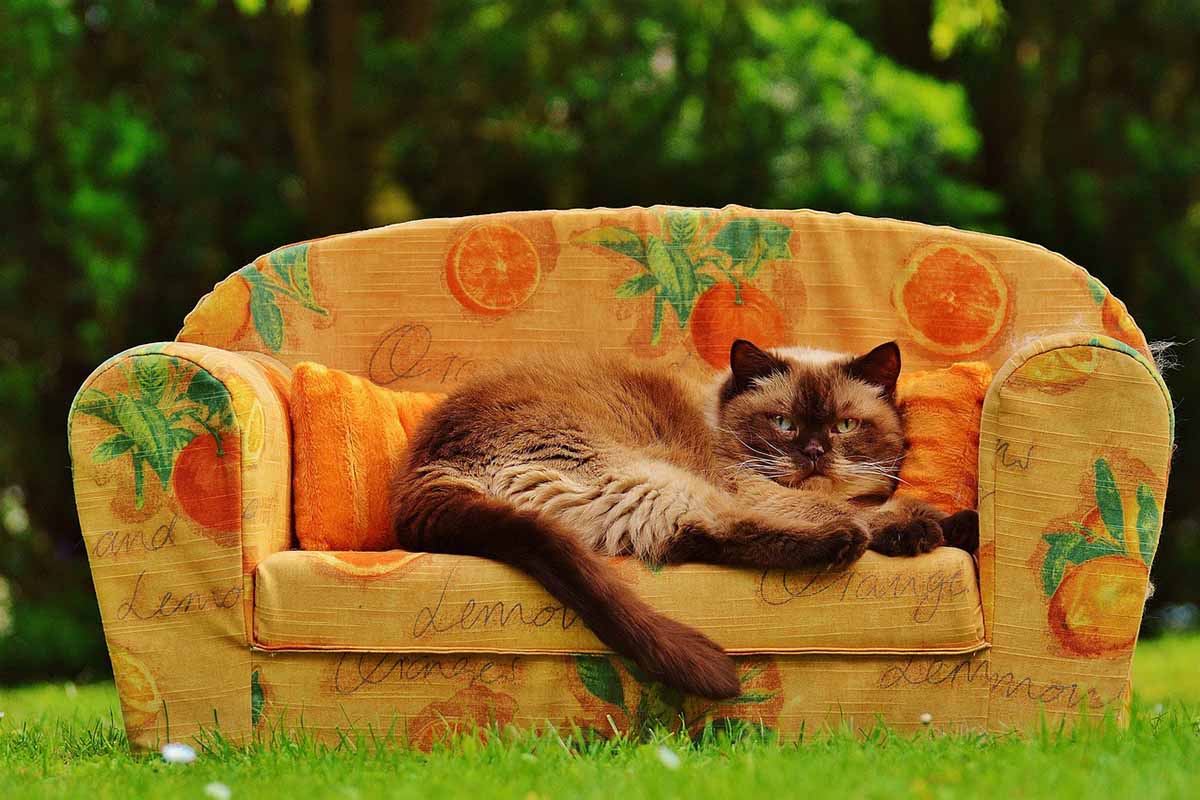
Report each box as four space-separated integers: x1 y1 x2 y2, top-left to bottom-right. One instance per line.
204 782 232 800
655 745 681 770
160 742 197 764
919 712 933 725
64 682 78 698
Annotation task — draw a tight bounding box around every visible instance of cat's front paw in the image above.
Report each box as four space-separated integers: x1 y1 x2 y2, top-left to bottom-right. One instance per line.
940 509 979 552
815 518 870 568
868 514 944 557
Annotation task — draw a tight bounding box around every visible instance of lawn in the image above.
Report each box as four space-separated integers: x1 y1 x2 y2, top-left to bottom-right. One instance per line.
1 636 1197 799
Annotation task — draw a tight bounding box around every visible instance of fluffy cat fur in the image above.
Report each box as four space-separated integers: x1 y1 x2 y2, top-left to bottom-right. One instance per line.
389 340 978 700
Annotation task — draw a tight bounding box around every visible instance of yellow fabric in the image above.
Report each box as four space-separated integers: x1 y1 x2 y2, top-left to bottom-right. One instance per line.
894 362 992 513
289 362 444 551
254 548 985 655
65 208 1172 748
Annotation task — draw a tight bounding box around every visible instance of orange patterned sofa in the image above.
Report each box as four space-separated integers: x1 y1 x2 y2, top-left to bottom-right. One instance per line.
68 207 1173 749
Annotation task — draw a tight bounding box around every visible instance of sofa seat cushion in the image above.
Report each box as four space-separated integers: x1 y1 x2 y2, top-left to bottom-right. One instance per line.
254 547 986 656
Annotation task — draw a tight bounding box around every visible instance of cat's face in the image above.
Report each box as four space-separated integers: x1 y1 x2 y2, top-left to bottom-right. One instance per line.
714 340 906 500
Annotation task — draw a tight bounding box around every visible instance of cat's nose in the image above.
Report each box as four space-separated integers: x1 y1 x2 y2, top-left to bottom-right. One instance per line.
802 439 826 460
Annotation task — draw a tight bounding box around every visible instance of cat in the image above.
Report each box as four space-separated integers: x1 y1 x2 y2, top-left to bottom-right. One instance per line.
389 339 979 700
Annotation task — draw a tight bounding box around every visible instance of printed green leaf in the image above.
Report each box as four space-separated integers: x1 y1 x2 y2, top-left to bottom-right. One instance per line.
270 243 326 313
133 357 170 404
634 681 685 729
267 245 297 284
1136 483 1160 567
116 395 174 489
645 236 683 298
575 655 625 709
1085 275 1108 305
666 209 700 244
171 427 197 450
248 282 285 352
131 452 147 509
665 244 698 325
92 433 135 463
1094 458 1125 544
650 294 666 346
729 690 776 705
186 370 233 422
697 272 719 290
251 670 264 727
711 218 792 278
615 273 658 298
1041 530 1123 596
574 227 647 265
74 388 118 426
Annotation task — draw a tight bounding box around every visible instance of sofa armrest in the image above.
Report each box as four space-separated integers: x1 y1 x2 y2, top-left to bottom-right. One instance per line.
68 342 292 748
978 334 1173 730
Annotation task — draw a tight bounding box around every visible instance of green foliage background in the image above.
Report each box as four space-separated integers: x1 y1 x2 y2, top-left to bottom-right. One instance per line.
1 0 1197 682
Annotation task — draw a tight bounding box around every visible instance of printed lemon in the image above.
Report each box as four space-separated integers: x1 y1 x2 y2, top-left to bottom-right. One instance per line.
894 243 1009 356
222 373 266 466
110 647 163 735
1048 554 1147 657
178 274 252 347
1013 346 1100 394
690 283 788 369
446 223 542 315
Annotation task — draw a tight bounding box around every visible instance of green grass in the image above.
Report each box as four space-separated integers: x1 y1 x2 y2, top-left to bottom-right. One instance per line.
2 637 1198 799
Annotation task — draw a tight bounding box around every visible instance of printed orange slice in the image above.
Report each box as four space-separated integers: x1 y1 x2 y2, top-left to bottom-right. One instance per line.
178 274 252 347
1048 555 1147 657
446 223 541 315
110 646 162 734
690 283 788 369
894 243 1009 356
311 550 427 579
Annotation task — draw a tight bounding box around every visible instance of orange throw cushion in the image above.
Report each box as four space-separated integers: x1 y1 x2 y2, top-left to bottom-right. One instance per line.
893 362 993 514
290 363 444 551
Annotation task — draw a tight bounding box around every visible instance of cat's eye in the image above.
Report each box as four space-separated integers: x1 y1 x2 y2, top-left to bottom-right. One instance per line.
770 414 795 432
834 418 861 434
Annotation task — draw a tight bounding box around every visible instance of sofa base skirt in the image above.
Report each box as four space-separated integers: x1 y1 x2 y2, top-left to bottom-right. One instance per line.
243 649 1026 747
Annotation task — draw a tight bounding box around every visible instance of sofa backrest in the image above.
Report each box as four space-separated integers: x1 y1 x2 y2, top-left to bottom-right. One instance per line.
176 206 1151 389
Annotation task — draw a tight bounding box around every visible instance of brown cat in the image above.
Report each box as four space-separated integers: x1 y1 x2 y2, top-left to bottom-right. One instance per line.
389 340 978 700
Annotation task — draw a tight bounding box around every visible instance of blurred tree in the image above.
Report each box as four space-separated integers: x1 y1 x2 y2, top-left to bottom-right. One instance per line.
830 0 1200 631
0 0 1195 679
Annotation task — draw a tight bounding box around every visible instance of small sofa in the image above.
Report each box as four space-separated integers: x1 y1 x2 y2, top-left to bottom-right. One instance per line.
68 206 1173 749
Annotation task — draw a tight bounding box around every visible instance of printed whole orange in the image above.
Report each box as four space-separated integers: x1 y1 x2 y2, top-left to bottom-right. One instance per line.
690 283 788 369
172 432 242 538
406 684 518 750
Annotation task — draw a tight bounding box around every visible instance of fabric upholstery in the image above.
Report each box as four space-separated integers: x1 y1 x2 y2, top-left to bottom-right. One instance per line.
254 548 986 655
65 207 1171 750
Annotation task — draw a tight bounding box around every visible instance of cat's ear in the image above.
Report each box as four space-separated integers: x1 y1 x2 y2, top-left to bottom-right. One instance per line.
729 339 787 393
847 341 901 398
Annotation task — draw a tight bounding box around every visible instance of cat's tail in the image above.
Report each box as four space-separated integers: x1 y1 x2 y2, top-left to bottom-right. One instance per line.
392 483 741 700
